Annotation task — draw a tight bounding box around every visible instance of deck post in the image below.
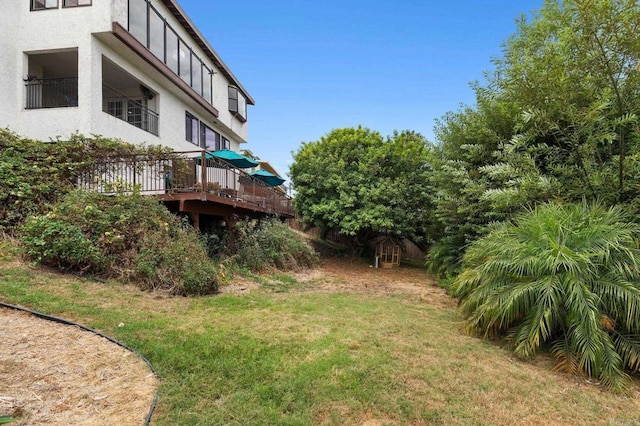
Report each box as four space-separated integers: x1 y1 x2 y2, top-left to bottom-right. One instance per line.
224 214 238 250
189 212 200 231
200 150 207 191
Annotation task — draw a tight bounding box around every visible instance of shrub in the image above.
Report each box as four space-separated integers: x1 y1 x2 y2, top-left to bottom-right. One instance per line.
21 190 218 295
21 215 104 272
0 130 177 232
135 225 218 295
425 235 465 281
232 218 318 272
453 201 640 391
200 225 230 259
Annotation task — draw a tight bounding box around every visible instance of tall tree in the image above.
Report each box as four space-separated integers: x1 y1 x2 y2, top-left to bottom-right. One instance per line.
290 127 435 244
431 92 520 243
493 0 640 202
428 0 640 274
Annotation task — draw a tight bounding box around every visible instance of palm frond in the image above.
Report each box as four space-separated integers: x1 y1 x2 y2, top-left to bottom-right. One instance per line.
454 201 640 391
551 337 579 374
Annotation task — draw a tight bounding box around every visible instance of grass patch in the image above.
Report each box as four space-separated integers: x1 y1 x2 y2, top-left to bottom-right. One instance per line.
2 247 640 425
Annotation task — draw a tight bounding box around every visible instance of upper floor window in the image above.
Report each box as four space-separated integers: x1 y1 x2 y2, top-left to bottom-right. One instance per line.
228 86 247 121
200 123 220 151
129 0 214 107
166 28 179 75
185 112 199 145
63 0 91 6
178 40 191 83
186 111 227 150
128 0 147 43
31 0 91 10
149 6 165 60
202 66 212 104
31 0 57 10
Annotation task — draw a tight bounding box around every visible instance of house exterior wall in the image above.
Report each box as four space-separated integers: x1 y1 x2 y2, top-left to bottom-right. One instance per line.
0 2 21 133
0 0 250 152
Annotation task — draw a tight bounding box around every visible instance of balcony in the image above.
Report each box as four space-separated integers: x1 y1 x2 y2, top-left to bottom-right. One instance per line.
77 150 294 221
25 50 78 109
25 77 78 109
102 83 159 136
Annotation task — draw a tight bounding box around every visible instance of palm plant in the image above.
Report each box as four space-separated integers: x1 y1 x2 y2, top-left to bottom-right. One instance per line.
453 201 640 391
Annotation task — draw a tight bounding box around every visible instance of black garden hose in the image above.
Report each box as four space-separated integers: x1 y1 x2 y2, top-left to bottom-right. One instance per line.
0 301 158 425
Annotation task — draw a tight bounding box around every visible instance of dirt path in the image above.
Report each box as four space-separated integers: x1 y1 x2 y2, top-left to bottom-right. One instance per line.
296 257 452 305
224 257 451 302
0 308 157 425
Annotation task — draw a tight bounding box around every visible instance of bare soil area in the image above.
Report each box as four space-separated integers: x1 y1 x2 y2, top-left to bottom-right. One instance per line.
222 257 451 304
0 308 157 426
297 257 452 304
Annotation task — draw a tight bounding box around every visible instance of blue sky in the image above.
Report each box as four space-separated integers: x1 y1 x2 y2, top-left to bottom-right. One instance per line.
178 0 543 179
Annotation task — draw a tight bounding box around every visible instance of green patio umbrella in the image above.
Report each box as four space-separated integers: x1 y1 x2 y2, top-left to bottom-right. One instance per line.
250 169 285 186
207 150 259 168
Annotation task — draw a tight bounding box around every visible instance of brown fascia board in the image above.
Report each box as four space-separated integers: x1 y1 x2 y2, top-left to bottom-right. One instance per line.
160 0 256 106
111 22 219 118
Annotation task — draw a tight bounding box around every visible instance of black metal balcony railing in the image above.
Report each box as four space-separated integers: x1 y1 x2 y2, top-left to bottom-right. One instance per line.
77 150 294 217
102 84 159 136
25 77 78 109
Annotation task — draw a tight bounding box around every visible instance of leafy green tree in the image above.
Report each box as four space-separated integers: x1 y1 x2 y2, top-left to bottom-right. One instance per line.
290 127 434 244
428 0 640 273
453 201 640 391
426 93 520 275
492 0 640 202
431 94 519 241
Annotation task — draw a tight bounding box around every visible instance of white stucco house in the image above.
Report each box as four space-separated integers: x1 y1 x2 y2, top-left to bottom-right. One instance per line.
0 0 254 153
0 0 294 223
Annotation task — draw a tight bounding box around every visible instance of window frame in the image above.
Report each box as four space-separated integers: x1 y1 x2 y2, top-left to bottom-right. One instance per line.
62 0 92 7
185 112 199 145
126 99 144 129
228 86 247 121
200 122 221 151
186 111 226 150
106 100 124 119
126 0 224 110
31 0 58 11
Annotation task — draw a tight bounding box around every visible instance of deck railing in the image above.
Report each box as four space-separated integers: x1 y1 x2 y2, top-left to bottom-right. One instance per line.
77 150 294 216
102 84 159 136
25 77 78 109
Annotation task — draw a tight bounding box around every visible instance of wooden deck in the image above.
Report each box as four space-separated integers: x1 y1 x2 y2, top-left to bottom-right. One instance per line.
159 190 294 229
78 150 294 229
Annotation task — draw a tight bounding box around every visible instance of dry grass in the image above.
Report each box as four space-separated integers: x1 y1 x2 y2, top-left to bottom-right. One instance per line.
0 309 157 426
2 251 640 425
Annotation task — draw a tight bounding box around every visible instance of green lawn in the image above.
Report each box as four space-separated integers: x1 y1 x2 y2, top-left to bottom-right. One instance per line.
1 247 640 425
